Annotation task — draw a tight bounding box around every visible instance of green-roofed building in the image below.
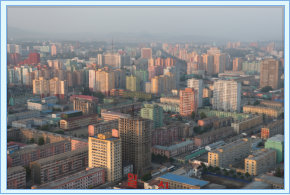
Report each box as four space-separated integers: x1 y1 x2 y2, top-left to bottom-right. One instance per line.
265 134 284 163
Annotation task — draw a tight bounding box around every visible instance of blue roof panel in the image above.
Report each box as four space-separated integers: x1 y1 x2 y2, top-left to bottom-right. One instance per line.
159 173 209 187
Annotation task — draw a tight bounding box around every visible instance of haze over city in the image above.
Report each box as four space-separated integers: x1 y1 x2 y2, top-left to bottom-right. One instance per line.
8 6 284 41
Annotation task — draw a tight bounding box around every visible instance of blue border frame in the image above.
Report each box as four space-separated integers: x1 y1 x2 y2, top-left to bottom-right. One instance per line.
1 1 289 194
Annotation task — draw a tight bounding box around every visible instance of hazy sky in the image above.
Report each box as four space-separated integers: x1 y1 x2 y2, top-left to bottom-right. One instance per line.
7 6 284 41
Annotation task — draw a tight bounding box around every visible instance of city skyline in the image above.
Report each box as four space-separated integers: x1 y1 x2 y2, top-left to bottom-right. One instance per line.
4 3 286 191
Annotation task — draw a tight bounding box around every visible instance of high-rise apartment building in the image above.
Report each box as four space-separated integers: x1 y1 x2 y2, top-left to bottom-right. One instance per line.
201 54 214 75
179 88 197 117
88 132 122 182
49 77 68 99
213 80 241 112
97 54 103 66
151 73 176 95
118 117 152 176
89 69 115 95
187 78 204 108
260 59 281 89
141 104 164 129
33 77 50 97
207 47 220 56
126 75 139 92
213 53 227 74
103 53 121 68
141 48 152 59
233 57 243 71
51 44 57 56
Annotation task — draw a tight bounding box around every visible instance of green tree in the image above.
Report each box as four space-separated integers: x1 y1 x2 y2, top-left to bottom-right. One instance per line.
275 167 282 177
38 137 45 145
253 100 260 105
200 112 207 119
191 111 196 120
24 166 31 180
208 166 214 172
141 173 152 181
279 112 284 119
261 86 273 93
245 172 250 178
30 138 35 144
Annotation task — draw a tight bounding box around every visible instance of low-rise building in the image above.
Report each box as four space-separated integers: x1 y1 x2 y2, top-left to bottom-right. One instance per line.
261 119 284 139
208 138 251 168
71 95 98 115
151 125 179 146
7 110 40 125
9 140 71 167
27 99 49 111
60 114 98 130
33 167 105 189
156 103 180 113
244 149 276 176
194 127 235 147
260 100 283 109
7 166 26 189
157 173 209 189
243 105 283 118
198 117 233 129
255 174 284 189
231 115 263 134
151 140 194 158
12 119 34 128
31 147 88 185
101 110 130 121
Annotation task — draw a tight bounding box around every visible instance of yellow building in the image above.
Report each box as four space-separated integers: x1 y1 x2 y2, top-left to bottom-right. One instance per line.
245 149 276 176
126 75 139 92
88 132 122 182
49 77 68 99
208 138 251 168
33 77 50 97
243 105 282 118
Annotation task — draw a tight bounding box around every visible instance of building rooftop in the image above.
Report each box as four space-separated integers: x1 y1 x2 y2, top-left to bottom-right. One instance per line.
32 147 88 165
62 110 83 115
255 174 284 186
243 181 271 189
9 141 70 157
36 167 104 189
70 95 98 101
154 140 194 151
7 166 25 174
246 149 275 161
267 134 284 143
158 173 209 187
61 114 98 122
